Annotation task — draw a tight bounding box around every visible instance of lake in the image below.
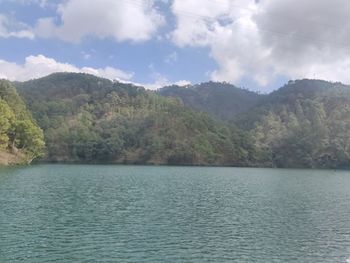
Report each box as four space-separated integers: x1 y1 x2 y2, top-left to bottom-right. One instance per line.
0 165 350 262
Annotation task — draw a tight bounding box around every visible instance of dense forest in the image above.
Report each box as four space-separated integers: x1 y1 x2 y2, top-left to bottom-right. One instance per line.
244 80 350 168
161 79 350 168
14 73 255 166
0 80 44 165
159 81 262 121
0 72 348 168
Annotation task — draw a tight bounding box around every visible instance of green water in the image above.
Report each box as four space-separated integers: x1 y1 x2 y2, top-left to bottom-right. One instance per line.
0 165 350 262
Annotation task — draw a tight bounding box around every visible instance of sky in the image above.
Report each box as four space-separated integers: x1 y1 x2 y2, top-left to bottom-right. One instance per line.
0 0 350 92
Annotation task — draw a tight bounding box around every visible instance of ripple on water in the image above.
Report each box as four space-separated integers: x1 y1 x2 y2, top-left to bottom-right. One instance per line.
0 165 350 262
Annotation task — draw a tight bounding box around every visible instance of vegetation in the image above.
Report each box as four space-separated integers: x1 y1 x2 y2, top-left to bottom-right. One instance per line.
0 80 44 165
245 80 350 168
8 73 350 168
15 73 254 165
159 79 350 168
159 81 262 121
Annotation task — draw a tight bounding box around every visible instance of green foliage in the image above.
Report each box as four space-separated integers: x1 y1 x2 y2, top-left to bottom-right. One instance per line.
12 74 350 168
0 80 45 163
14 120 45 158
248 80 350 168
16 73 253 165
158 81 263 121
0 98 15 149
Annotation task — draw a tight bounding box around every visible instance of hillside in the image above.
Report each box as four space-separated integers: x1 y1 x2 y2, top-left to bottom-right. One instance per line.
9 74 350 168
0 80 45 165
15 73 255 166
158 79 350 168
243 79 350 168
158 81 263 121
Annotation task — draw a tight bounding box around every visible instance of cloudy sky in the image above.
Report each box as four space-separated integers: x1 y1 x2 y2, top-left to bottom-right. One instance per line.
0 0 349 91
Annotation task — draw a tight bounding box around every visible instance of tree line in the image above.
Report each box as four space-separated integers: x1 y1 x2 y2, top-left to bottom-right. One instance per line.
2 73 348 168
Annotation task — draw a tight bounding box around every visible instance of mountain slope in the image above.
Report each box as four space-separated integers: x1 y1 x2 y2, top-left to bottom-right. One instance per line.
0 80 44 165
15 73 255 166
12 74 350 168
163 78 350 168
242 79 350 168
158 81 263 121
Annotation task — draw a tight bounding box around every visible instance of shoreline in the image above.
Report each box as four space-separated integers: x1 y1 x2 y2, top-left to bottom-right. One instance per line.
2 160 348 170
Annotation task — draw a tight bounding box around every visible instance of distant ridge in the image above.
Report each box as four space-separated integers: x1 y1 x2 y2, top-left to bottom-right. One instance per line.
158 81 263 121
6 72 350 168
14 72 254 166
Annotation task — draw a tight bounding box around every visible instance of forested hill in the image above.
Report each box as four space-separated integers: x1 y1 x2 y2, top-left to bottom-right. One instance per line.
243 79 350 168
158 81 263 121
9 73 350 168
15 73 255 166
0 80 44 165
158 78 350 168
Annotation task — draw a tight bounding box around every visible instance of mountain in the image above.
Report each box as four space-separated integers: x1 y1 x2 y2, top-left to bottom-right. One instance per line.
158 81 263 121
14 73 255 166
0 80 44 165
8 74 350 168
243 79 350 168
159 78 350 168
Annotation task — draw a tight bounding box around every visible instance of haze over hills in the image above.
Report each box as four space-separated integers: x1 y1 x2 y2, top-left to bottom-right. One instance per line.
0 72 348 168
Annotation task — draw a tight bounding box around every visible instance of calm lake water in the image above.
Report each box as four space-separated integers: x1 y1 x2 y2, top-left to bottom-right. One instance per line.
1 165 350 262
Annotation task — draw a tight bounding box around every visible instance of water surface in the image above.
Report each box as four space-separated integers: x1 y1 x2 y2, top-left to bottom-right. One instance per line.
1 165 350 262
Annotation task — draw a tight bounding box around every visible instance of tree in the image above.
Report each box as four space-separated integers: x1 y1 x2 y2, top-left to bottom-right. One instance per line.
14 120 45 161
0 99 15 149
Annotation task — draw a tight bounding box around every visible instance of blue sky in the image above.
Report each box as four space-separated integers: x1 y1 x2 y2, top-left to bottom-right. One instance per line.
0 0 349 92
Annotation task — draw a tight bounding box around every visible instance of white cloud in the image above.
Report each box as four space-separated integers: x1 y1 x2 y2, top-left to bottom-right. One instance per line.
138 78 192 90
171 0 231 47
174 80 191 86
81 51 91 60
0 14 34 39
35 0 165 43
254 0 350 83
133 64 191 90
0 55 133 81
170 0 350 88
5 0 48 7
38 0 48 8
0 54 187 90
164 51 178 64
